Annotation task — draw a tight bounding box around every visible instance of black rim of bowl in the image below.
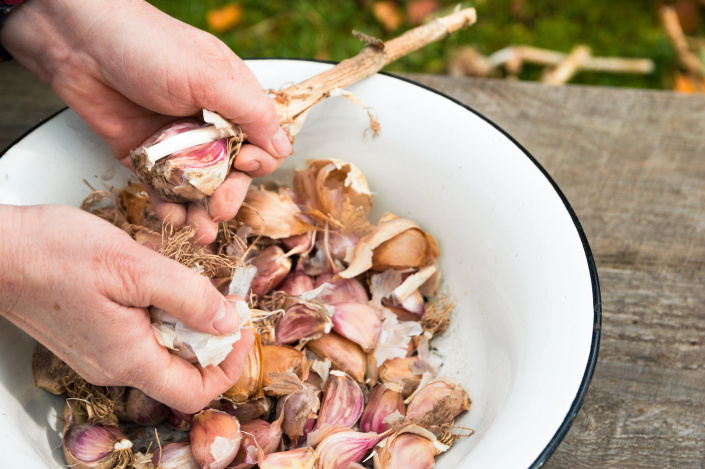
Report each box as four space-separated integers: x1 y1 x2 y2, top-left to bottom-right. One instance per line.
0 57 602 469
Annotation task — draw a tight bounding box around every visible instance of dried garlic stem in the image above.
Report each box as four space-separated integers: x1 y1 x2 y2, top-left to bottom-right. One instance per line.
275 7 477 133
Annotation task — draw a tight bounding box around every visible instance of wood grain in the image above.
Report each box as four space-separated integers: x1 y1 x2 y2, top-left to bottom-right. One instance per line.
2 59 705 467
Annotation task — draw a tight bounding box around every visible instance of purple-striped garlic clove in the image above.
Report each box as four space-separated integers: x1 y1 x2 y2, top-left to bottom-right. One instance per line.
277 269 315 296
249 245 292 297
331 302 382 352
405 378 471 426
190 409 242 469
313 371 364 431
306 332 366 382
152 441 200 469
359 383 406 433
315 273 369 305
374 432 446 469
275 303 332 345
258 446 318 469
62 419 133 469
281 231 315 256
231 417 283 466
316 430 387 469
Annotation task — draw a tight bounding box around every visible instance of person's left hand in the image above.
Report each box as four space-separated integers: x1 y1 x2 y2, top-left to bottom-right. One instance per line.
1 0 292 243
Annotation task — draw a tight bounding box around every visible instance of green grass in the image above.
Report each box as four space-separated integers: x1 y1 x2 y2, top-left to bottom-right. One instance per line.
147 0 680 89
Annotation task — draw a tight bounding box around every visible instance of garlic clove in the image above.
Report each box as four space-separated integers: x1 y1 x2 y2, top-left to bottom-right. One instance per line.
316 230 361 263
374 433 441 469
62 399 87 431
234 188 314 239
130 113 242 203
277 269 315 297
378 357 424 398
359 383 406 434
250 245 293 297
220 398 271 423
275 303 332 345
281 231 315 256
306 332 366 382
125 388 170 426
224 333 264 403
331 302 382 352
315 430 387 469
258 446 318 469
279 382 321 441
32 343 78 395
190 409 242 469
313 371 364 431
405 378 471 426
261 345 310 390
152 441 200 469
231 417 283 466
315 273 369 305
63 420 133 469
338 215 439 279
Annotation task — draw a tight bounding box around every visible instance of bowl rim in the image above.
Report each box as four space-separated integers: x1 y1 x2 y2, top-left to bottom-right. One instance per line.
0 57 602 469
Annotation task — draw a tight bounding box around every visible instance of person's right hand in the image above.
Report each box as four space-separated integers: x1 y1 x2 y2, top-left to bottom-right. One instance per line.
0 204 253 413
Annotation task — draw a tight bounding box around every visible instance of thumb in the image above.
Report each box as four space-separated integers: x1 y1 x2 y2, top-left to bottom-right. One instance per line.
132 249 242 335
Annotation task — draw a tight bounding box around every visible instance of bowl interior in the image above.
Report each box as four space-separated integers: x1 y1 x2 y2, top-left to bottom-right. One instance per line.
0 59 598 468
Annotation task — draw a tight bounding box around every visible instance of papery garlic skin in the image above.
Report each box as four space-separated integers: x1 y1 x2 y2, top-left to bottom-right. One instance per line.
374 310 423 366
224 333 264 403
190 409 242 469
314 371 364 431
152 442 199 469
261 345 310 389
378 357 424 398
258 446 318 469
359 383 406 433
235 189 314 239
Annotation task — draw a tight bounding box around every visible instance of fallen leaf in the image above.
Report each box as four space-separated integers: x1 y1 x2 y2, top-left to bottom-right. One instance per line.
373 1 403 31
673 72 705 93
207 3 243 33
407 0 440 25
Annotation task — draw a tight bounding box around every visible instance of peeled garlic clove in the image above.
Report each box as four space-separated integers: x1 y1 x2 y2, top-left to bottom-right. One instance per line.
338 216 439 279
375 433 441 469
316 430 386 469
306 332 366 382
275 303 332 345
314 371 364 431
258 446 318 469
331 302 382 352
277 269 315 296
261 345 310 389
63 420 133 469
235 189 314 239
152 442 199 469
130 113 241 203
32 343 78 394
314 273 369 305
221 398 271 423
224 333 264 403
190 409 242 469
125 388 170 426
378 357 424 398
250 245 293 297
405 378 471 426
359 383 406 434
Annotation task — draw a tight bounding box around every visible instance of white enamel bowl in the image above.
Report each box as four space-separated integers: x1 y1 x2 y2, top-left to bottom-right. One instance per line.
0 59 600 468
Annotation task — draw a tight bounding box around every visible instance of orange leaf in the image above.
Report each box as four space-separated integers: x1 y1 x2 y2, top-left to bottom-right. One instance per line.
207 3 243 33
373 1 403 32
407 0 440 25
674 72 705 93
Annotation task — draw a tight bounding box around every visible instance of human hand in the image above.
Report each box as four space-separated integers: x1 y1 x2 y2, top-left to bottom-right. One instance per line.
0 0 292 244
0 204 253 413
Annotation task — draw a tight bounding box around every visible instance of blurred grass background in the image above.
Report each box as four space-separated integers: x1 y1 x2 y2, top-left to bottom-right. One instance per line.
147 0 702 89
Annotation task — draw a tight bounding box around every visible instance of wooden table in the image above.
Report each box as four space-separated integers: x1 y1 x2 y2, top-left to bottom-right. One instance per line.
2 58 704 468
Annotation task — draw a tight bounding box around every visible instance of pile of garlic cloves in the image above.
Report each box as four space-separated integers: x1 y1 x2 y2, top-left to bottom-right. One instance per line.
34 158 471 469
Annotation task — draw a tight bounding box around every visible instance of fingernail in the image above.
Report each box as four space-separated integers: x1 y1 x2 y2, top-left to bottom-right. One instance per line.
272 127 293 158
235 159 261 172
213 298 239 334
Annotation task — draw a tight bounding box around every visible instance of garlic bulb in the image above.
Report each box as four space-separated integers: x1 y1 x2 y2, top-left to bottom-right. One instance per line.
129 111 242 203
190 409 242 469
62 420 133 469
